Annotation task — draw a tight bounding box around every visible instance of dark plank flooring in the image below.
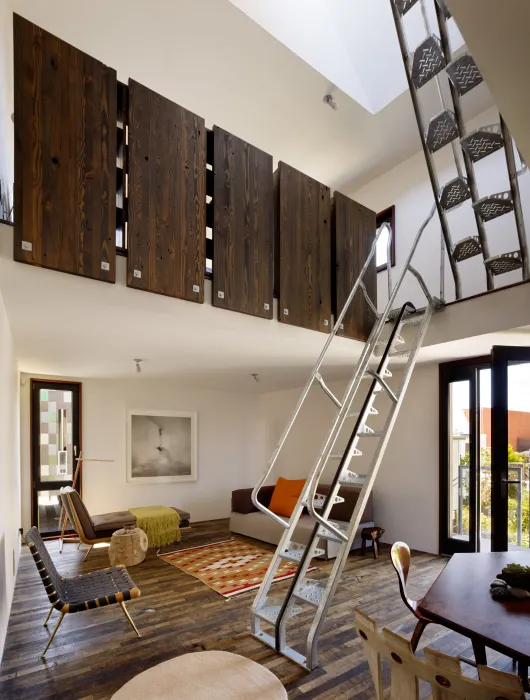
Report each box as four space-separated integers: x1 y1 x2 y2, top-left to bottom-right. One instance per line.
0 521 517 699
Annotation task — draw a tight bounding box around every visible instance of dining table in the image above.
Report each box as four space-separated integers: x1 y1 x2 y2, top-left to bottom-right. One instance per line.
418 551 530 689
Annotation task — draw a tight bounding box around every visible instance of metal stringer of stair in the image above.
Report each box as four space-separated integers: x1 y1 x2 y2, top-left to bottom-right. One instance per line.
249 205 441 671
390 0 530 297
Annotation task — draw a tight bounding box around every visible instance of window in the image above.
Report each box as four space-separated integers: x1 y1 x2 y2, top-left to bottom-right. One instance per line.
375 205 395 272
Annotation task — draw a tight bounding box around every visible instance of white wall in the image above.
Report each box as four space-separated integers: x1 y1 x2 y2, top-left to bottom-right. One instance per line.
257 363 440 554
20 376 263 532
352 106 530 311
0 285 20 663
0 0 14 189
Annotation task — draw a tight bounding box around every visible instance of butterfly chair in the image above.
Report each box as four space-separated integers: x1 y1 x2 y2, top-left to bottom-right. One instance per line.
25 527 141 658
354 608 525 700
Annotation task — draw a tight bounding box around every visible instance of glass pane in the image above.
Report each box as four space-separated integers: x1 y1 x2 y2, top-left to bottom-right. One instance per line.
479 369 492 551
448 380 470 541
37 489 62 534
507 362 530 551
376 226 390 267
39 388 74 481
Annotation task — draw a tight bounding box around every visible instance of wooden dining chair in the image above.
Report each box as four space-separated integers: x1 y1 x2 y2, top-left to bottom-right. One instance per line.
354 609 525 700
390 541 434 651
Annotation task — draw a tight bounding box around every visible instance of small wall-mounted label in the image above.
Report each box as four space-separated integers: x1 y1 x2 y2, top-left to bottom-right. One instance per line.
264 303 270 311
21 241 32 252
324 319 329 326
340 323 344 330
218 291 225 299
133 269 142 279
192 284 200 293
283 308 289 316
101 261 110 271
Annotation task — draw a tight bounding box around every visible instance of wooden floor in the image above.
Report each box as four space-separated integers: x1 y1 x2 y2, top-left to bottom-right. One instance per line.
0 521 517 699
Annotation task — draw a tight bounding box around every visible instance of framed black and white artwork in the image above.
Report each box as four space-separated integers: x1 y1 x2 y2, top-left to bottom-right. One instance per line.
126 409 197 483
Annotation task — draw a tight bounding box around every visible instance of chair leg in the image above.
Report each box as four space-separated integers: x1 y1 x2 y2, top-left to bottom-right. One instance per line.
43 606 54 627
411 619 429 652
41 612 65 658
119 601 141 638
82 544 93 562
77 541 82 550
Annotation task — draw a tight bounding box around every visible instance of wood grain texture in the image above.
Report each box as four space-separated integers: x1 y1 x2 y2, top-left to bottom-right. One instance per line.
419 551 530 663
0 523 519 700
275 162 331 332
332 192 376 342
14 14 117 282
127 79 205 302
212 126 273 319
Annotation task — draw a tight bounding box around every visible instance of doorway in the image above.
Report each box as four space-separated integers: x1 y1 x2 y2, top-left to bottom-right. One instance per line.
31 380 81 536
439 349 530 554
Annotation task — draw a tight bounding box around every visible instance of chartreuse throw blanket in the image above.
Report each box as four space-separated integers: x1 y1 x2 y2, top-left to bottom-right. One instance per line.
129 506 181 548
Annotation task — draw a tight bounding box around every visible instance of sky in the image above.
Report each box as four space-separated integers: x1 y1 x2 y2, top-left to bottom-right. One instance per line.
451 364 530 436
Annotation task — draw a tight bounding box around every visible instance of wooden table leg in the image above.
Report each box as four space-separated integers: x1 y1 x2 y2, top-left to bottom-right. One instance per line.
361 538 366 556
471 639 487 666
372 537 379 560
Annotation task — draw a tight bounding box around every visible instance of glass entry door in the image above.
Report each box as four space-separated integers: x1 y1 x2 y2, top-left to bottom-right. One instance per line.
491 346 530 552
31 380 81 535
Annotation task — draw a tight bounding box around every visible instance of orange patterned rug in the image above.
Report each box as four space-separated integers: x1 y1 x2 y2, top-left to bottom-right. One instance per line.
159 539 316 598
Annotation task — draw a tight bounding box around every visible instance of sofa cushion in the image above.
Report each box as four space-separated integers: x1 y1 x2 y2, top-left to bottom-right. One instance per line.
269 478 306 517
92 511 137 533
231 486 275 514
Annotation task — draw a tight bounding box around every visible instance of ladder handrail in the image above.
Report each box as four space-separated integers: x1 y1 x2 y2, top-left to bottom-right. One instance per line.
251 221 392 529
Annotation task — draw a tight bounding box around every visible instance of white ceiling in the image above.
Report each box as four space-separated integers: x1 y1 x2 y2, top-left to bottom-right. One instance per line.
229 0 464 114
9 0 492 192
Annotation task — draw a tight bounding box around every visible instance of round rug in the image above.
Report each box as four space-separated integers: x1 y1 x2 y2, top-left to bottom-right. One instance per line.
111 650 288 700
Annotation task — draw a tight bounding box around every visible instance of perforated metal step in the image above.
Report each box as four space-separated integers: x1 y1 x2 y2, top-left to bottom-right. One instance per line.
280 543 325 563
256 600 302 624
394 0 419 15
473 192 513 222
293 579 326 607
317 520 348 543
452 236 482 262
446 54 483 96
461 125 504 163
339 471 367 487
411 35 446 89
439 177 471 211
435 0 451 19
313 493 345 509
426 110 459 153
485 252 523 275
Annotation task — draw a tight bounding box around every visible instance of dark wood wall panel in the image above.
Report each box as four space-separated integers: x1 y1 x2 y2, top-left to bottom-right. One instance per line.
212 126 273 319
127 79 205 302
275 162 331 333
14 14 117 282
332 192 376 342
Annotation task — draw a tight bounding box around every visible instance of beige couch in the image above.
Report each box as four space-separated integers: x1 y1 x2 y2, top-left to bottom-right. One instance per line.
230 484 374 559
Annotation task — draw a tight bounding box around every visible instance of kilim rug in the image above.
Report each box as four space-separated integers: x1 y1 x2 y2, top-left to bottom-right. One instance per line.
159 538 316 598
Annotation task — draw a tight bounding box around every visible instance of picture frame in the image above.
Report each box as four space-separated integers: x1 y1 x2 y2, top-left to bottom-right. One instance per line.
126 409 197 484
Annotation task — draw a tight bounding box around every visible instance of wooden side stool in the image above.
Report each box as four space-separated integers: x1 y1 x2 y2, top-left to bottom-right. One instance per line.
361 527 385 559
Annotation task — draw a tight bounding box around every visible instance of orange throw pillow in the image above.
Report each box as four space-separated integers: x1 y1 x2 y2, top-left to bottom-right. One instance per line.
268 477 306 518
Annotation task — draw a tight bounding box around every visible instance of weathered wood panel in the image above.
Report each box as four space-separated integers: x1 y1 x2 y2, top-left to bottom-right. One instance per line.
14 14 117 282
275 162 331 332
127 79 205 302
332 192 377 341
212 126 273 319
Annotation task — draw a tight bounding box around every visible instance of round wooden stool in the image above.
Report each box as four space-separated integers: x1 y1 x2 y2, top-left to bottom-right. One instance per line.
361 527 385 559
109 526 148 567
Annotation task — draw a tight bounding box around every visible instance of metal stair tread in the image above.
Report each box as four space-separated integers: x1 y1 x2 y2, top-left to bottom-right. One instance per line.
484 251 523 275
410 35 446 89
473 192 513 222
331 448 362 459
460 124 504 163
339 471 367 487
446 53 483 96
280 543 325 563
317 520 349 543
313 493 345 509
348 407 378 419
256 601 303 624
426 109 459 154
453 236 482 262
293 579 326 607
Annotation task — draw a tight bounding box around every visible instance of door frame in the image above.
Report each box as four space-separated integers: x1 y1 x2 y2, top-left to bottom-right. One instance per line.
30 378 82 535
491 345 530 552
439 356 490 555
